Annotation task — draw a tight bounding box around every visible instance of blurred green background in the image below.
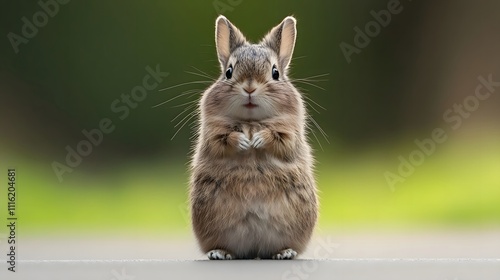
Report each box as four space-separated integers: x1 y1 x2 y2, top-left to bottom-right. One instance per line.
1 0 499 237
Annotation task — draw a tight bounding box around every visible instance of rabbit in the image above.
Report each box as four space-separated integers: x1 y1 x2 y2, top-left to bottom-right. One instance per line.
189 15 318 260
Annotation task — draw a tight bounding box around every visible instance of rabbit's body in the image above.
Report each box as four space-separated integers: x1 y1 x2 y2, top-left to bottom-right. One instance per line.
190 16 318 260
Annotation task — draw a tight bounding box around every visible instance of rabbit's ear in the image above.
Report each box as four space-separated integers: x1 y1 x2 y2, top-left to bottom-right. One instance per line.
215 16 246 70
261 16 297 69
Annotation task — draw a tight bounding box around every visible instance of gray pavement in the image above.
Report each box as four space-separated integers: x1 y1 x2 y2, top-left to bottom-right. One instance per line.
1 229 499 279
1 258 499 280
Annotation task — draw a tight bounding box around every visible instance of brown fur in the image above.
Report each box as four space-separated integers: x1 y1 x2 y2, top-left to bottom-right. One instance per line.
189 16 318 259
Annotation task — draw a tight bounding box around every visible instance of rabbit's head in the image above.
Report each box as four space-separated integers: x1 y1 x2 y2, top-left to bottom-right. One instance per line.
201 16 304 122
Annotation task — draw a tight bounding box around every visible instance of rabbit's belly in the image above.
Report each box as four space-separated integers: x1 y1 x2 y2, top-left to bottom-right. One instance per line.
223 201 288 258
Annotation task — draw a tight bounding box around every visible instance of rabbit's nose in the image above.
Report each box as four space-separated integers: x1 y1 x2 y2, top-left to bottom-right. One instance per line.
244 87 256 94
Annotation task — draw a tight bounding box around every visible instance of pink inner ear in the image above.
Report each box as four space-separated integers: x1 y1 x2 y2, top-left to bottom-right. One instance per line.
216 18 231 65
278 19 297 68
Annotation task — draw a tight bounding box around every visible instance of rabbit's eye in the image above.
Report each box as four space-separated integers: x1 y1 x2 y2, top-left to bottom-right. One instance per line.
272 65 279 80
226 64 233 79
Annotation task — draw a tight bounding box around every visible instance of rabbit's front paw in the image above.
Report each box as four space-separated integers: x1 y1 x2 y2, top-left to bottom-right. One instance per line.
237 133 251 150
251 131 266 149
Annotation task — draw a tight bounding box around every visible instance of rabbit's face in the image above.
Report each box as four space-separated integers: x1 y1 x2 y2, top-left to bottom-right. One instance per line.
205 45 300 121
201 16 301 122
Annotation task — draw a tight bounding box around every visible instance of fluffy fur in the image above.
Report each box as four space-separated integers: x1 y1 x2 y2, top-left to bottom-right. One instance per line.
189 15 318 260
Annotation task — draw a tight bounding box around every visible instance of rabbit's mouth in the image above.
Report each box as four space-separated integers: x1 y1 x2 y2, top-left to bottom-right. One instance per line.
244 102 258 109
